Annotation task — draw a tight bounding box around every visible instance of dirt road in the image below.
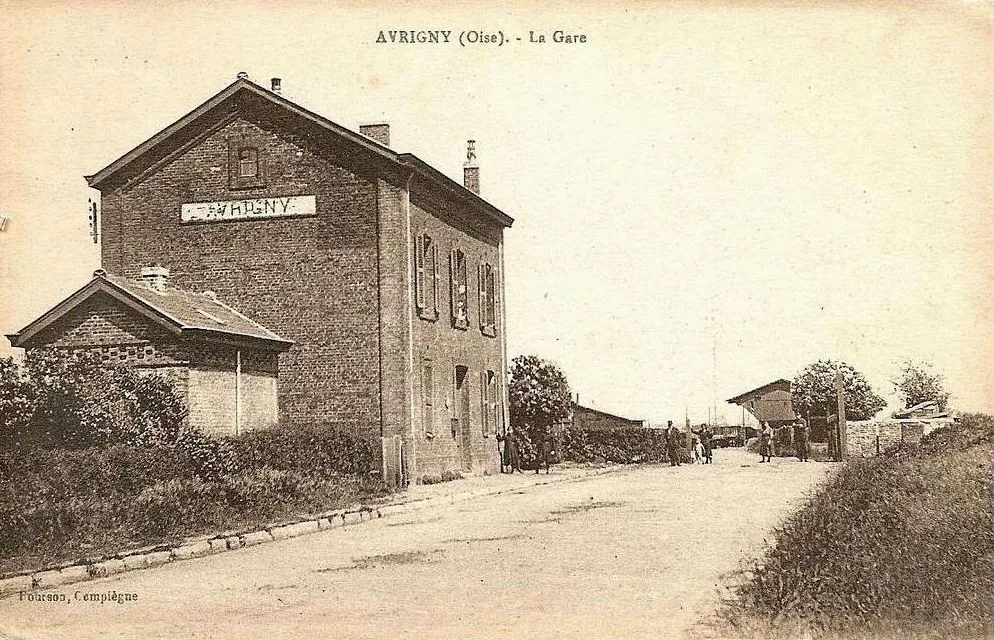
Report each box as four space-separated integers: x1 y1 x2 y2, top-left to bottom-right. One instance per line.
0 450 830 640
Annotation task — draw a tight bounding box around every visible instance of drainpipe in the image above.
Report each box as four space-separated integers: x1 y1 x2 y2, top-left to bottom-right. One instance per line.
235 349 242 436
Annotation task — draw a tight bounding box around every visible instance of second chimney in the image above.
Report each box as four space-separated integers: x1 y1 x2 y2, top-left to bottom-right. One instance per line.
140 265 170 292
359 123 390 147
271 77 282 94
463 140 480 194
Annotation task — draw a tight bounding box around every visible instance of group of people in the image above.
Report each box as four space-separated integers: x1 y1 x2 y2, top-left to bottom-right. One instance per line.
496 428 555 474
664 421 715 467
758 418 810 463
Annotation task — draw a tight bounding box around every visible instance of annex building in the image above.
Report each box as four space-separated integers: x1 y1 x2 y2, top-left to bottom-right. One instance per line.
13 74 514 484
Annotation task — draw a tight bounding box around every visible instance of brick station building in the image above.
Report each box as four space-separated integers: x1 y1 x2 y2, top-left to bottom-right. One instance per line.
41 74 514 484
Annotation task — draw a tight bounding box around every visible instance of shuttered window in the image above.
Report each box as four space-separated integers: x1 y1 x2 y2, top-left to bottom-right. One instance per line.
478 261 497 337
450 248 469 329
480 369 498 437
415 234 439 321
422 362 434 438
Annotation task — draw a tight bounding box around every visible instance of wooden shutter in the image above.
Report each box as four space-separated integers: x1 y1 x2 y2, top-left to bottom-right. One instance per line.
478 263 486 331
423 363 433 437
431 243 439 318
486 264 496 329
449 248 458 325
480 370 489 436
415 235 425 311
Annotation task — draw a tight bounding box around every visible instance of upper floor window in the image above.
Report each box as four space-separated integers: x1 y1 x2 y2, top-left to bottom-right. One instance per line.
450 248 469 330
238 148 259 178
228 135 266 190
415 233 439 321
478 261 497 337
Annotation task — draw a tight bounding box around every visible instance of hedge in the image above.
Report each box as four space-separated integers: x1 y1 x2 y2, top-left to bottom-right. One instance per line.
0 423 386 575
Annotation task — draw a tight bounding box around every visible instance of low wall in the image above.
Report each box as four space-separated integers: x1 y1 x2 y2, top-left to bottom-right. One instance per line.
846 418 953 457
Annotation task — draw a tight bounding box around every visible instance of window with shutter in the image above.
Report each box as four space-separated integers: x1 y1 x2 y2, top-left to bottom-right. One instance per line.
422 362 434 438
480 370 489 436
415 234 438 321
450 248 468 329
479 261 498 337
431 243 439 318
415 235 426 311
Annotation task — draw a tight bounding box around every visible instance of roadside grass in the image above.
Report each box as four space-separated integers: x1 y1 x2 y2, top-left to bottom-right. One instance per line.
708 414 993 640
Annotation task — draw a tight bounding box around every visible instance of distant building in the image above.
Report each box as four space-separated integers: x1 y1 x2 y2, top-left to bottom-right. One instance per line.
571 403 646 431
6 268 292 436
726 379 797 428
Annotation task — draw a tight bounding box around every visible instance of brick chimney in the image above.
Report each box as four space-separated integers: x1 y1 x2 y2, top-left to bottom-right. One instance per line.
270 77 282 94
463 140 479 194
359 123 390 147
140 265 170 292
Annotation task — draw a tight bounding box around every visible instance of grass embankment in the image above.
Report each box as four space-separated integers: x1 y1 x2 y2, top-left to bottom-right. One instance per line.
712 414 993 639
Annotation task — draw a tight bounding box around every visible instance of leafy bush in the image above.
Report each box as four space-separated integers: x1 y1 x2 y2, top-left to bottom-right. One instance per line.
175 430 238 481
714 415 993 639
2 349 187 449
0 357 35 446
229 422 378 477
559 427 691 465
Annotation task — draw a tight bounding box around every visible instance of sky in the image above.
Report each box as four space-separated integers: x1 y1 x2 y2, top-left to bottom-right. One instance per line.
1 0 991 425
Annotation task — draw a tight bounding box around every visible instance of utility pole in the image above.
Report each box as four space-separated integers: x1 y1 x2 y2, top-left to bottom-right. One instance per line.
835 371 847 460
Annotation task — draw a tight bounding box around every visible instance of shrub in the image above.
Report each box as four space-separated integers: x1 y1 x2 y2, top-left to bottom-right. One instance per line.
175 430 239 481
229 422 378 477
559 427 690 464
9 349 187 450
0 357 35 446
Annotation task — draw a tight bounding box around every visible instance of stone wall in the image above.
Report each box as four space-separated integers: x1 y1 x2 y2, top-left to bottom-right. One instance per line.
846 418 954 457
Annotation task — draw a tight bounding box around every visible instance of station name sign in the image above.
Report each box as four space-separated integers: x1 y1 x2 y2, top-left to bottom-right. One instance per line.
180 195 316 223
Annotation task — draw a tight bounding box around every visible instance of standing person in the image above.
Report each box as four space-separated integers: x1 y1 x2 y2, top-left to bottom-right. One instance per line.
533 426 553 474
759 422 774 463
794 418 810 462
666 421 682 467
497 428 521 473
691 424 714 465
702 425 714 464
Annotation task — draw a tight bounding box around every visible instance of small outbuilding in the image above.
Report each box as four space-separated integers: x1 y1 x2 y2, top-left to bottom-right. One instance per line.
6 267 293 437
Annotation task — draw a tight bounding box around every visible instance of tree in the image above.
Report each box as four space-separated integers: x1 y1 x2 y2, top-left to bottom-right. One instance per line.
18 348 187 449
892 360 950 411
792 359 886 422
0 357 36 446
507 354 572 442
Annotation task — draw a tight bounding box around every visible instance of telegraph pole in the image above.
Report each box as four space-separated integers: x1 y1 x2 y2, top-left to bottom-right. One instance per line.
835 371 847 460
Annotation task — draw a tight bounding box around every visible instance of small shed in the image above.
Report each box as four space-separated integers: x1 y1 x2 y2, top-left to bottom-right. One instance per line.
6 267 293 437
726 379 797 428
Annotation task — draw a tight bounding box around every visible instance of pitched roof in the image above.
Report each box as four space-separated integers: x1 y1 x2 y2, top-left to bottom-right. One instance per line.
572 402 646 425
6 270 292 351
84 76 513 229
726 379 792 405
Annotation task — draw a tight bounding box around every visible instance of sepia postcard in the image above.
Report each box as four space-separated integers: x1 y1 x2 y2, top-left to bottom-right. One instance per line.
0 1 991 639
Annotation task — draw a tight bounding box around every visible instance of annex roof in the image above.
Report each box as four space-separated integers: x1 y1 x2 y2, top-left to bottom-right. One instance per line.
572 402 646 425
725 379 792 405
84 76 513 229
6 269 293 351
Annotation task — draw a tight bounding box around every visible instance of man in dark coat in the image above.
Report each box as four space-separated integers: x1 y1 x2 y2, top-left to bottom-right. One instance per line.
665 421 681 467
